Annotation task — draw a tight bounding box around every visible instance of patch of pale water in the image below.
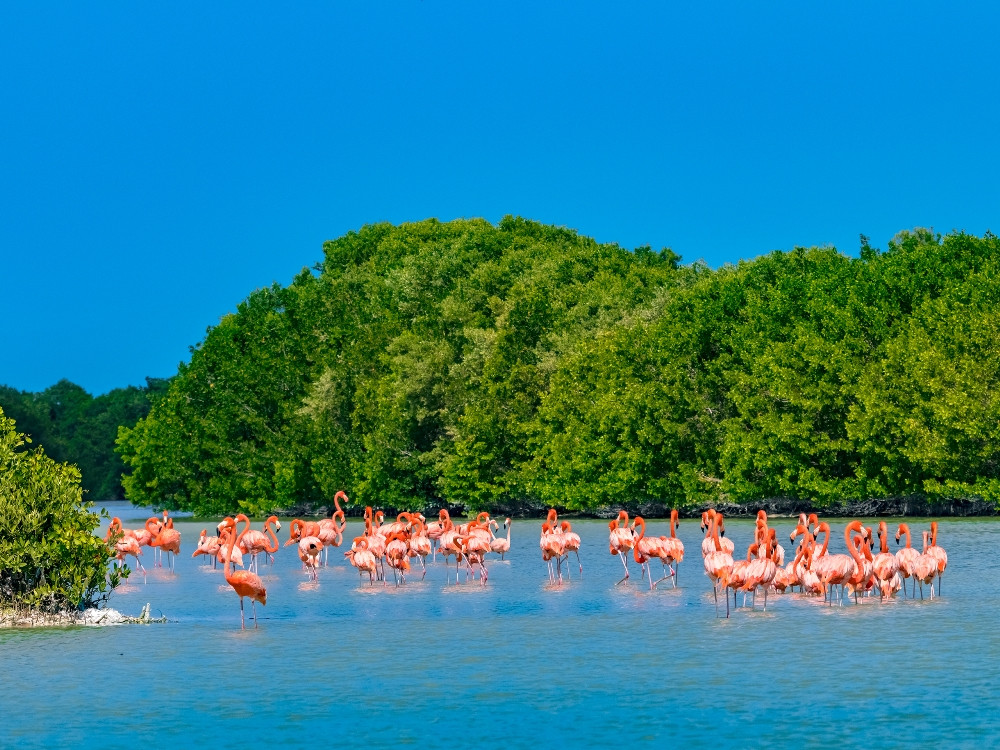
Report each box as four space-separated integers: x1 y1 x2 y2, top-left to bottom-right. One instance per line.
0 510 993 748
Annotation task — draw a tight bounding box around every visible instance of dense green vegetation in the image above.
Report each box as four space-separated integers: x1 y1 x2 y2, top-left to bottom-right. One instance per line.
0 378 167 501
0 406 120 611
116 219 1000 515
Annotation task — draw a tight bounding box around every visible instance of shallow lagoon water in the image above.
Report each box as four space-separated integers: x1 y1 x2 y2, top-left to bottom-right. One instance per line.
1 504 996 748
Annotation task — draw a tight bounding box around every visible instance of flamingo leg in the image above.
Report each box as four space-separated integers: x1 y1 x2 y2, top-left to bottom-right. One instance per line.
615 551 630 585
251 599 258 628
239 597 246 629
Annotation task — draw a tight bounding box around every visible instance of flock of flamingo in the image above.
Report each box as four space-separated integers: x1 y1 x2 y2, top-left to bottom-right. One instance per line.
103 494 950 628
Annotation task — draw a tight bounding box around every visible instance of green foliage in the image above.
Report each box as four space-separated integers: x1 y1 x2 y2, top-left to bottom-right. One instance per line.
0 406 119 611
118 220 1000 513
0 378 164 501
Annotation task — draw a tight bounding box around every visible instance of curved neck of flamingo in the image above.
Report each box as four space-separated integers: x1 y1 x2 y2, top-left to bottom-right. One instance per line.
711 514 724 551
922 531 929 553
669 510 678 539
223 519 241 579
506 520 511 541
145 517 160 536
930 522 938 546
263 517 280 553
899 524 911 548
333 510 346 534
845 523 864 569
333 490 347 515
634 517 646 540
815 524 830 556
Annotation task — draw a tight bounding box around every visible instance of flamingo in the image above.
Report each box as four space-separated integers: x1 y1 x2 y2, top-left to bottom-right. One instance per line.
407 518 432 577
540 522 567 584
490 518 512 560
221 514 267 629
297 536 323 580
740 535 779 611
385 531 411 585
609 511 635 585
105 519 146 577
701 509 735 557
926 521 948 596
191 529 222 568
703 512 734 617
345 537 378 585
560 521 582 575
631 517 662 590
872 521 901 601
240 516 281 572
894 523 920 598
911 531 939 600
807 523 847 603
655 509 685 588
147 517 181 573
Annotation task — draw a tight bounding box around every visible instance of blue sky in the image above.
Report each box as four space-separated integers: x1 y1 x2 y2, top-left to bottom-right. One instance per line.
2 2 998 395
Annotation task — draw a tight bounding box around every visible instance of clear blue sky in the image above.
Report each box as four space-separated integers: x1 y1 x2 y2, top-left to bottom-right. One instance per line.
2 2 998 395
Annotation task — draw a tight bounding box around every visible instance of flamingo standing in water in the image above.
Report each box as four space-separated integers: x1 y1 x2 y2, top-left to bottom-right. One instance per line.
147 517 181 573
407 518 432 577
703 512 734 617
926 521 948 596
540 522 567 584
490 518 512 560
631 517 662 590
345 537 378 585
910 530 939 600
609 511 635 585
221 514 267 629
297 536 323 580
655 509 685 588
894 523 920 598
872 521 901 601
105 518 146 577
239 516 281 573
560 521 582 575
191 529 222 568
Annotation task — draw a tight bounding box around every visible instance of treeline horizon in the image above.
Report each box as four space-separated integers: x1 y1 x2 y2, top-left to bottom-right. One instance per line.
101 217 1000 517
0 378 168 501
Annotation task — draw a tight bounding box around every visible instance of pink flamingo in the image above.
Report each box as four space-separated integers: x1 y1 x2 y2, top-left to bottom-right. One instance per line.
631 517 663 590
701 509 735 557
894 523 920 598
910 530 939 600
297 535 323 580
385 531 412 585
872 521 901 601
655 509 685 587
540 522 567 584
926 521 948 596
147 517 181 573
345 537 378 585
609 511 636 585
239 516 281 573
191 529 222 568
105 518 146 577
407 518 432 577
560 521 582 575
703 512 734 617
490 518 512 560
221 514 267 629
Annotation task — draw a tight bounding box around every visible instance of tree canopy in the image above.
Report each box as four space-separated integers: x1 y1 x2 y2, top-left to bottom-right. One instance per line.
0 406 119 611
115 218 1000 514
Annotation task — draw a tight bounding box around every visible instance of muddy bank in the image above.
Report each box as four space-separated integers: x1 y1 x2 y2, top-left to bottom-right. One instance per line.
276 494 997 520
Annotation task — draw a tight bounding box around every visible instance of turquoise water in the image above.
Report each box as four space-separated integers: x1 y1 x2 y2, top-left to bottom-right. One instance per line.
1 505 995 748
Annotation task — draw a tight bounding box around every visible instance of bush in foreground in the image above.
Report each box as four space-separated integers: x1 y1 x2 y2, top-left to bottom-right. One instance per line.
0 406 119 613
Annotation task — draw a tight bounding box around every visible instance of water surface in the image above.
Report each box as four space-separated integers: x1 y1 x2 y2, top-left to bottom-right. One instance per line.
0 505 993 748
